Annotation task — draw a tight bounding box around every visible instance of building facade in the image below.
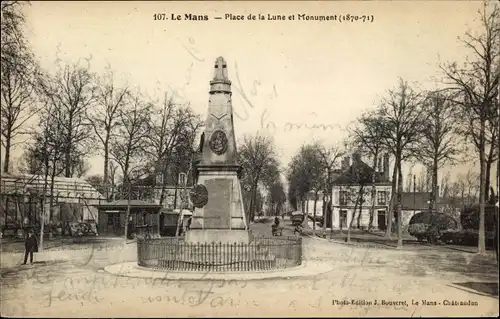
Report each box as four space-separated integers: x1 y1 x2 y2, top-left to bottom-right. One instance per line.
330 153 392 230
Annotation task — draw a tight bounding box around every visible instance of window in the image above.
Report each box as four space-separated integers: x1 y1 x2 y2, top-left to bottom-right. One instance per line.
377 191 387 205
339 191 349 205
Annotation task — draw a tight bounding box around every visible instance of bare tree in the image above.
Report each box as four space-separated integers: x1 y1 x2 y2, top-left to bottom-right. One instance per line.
345 182 370 243
440 3 499 254
317 143 345 237
267 181 286 216
1 1 31 73
238 133 278 223
110 91 152 182
109 90 151 239
108 161 118 200
144 93 203 206
416 91 462 210
378 78 425 248
18 144 43 175
85 174 105 195
0 1 38 173
350 109 386 231
485 101 499 200
37 63 96 178
27 99 65 249
303 144 324 236
460 169 481 205
416 168 429 192
87 67 129 200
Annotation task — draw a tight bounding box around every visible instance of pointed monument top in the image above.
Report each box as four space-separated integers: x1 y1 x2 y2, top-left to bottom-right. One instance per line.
213 56 228 81
210 56 231 94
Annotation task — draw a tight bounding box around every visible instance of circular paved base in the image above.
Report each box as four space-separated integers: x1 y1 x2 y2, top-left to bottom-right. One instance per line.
104 260 333 281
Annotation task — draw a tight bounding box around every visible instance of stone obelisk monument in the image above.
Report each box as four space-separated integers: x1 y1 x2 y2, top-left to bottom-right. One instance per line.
186 56 250 244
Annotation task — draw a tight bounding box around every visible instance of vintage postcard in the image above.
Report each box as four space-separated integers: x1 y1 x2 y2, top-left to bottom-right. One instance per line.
1 0 499 317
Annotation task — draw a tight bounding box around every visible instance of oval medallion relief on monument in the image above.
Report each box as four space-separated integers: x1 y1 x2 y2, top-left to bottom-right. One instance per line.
209 130 228 155
190 184 208 208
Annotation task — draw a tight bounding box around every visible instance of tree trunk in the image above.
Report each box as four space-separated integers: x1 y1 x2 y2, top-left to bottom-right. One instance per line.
247 191 253 225
124 183 131 240
64 143 72 178
347 186 362 243
430 155 439 211
103 139 110 201
40 159 50 252
368 153 378 231
159 164 169 206
312 191 318 236
251 183 259 222
478 117 487 254
357 191 363 229
322 194 327 237
305 195 309 215
301 197 307 227
396 155 404 249
3 134 11 173
485 158 492 201
49 166 56 223
385 163 398 238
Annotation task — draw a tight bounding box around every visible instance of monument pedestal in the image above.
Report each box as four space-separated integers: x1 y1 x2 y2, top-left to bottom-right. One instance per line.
186 165 250 244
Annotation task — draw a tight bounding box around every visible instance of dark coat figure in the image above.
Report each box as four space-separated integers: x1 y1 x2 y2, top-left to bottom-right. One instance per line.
274 216 280 226
23 231 38 264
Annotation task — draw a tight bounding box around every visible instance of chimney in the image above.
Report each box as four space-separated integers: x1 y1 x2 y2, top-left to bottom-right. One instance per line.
352 152 361 164
341 156 350 171
383 153 390 180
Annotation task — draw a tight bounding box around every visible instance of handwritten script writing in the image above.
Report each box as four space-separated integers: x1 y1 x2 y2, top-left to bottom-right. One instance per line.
3 242 492 317
261 109 344 133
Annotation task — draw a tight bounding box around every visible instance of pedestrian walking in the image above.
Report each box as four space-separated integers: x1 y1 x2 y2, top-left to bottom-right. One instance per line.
23 230 38 265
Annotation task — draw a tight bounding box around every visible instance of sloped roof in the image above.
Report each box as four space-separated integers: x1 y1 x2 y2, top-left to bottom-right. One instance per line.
1 173 104 199
400 192 432 210
332 159 388 185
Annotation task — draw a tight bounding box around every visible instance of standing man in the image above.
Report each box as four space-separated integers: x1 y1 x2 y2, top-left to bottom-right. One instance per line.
23 230 38 265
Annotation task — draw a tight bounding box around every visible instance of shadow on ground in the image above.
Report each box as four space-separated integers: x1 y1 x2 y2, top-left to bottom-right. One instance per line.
451 282 499 298
1 259 71 289
405 251 498 282
0 237 123 253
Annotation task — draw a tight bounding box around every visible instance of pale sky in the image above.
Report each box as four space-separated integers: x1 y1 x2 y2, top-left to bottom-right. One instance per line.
6 1 498 187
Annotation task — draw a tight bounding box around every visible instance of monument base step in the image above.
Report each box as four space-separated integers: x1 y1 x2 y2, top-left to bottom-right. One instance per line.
156 258 277 271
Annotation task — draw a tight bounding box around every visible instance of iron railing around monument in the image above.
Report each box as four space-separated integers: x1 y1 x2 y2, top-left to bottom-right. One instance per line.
137 236 302 272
